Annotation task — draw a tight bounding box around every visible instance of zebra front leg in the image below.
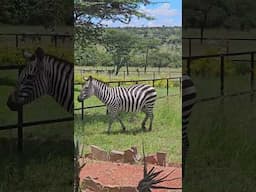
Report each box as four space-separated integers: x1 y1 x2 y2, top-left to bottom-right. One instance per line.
141 115 149 131
116 116 126 132
148 113 154 131
108 118 114 134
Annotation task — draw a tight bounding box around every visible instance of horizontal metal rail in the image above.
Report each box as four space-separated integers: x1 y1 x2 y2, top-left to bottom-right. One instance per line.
0 117 74 131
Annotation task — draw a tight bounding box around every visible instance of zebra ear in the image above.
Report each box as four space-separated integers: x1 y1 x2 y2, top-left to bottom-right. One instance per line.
88 76 92 81
35 47 44 61
23 50 33 59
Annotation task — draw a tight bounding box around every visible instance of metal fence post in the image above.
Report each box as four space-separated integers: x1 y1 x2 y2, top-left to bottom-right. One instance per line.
81 101 84 120
54 35 57 48
17 107 23 152
180 77 182 98
166 79 169 96
187 58 191 76
220 55 224 96
188 38 192 57
251 52 255 101
81 84 84 120
17 67 23 152
16 35 19 48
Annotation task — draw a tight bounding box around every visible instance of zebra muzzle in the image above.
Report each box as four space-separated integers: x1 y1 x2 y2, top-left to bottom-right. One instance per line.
6 94 22 111
77 96 84 102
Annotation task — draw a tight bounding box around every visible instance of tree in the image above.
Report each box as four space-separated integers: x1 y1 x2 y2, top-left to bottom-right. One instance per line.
0 0 73 27
102 29 138 75
74 0 152 45
136 38 160 73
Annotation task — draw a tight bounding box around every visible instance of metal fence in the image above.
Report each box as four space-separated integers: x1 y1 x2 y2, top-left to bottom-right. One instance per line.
74 77 182 120
183 37 256 57
0 64 73 152
183 51 256 102
0 33 72 48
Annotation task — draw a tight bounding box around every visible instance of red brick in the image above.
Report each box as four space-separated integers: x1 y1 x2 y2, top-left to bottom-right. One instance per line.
110 150 124 162
157 152 167 166
81 176 104 191
123 149 136 164
145 154 158 165
91 145 109 161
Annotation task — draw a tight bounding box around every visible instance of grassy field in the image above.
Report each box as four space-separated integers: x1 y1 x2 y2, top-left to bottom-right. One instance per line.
74 82 181 163
184 75 256 191
75 66 182 82
0 70 73 191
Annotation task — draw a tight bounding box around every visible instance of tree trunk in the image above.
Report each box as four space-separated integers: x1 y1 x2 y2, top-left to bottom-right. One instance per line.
144 47 149 73
200 25 204 44
126 62 129 75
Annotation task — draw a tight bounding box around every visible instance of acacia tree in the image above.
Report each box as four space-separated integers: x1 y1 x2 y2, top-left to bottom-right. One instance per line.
103 29 138 75
74 0 151 45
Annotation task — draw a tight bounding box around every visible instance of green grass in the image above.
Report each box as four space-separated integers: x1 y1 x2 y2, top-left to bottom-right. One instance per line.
74 85 181 163
0 73 73 191
184 75 256 191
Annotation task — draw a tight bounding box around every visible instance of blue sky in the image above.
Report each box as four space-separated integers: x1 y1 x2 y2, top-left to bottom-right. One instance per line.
103 0 181 27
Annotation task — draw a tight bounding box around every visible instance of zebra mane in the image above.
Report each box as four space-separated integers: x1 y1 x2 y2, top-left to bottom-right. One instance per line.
90 77 109 87
46 54 73 67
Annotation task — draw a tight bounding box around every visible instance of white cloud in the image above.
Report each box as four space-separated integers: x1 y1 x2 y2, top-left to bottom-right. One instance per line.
104 2 181 27
139 3 178 18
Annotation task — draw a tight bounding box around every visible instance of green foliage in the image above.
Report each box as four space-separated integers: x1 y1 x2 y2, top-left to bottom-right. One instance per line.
75 27 182 70
0 0 72 26
0 47 73 66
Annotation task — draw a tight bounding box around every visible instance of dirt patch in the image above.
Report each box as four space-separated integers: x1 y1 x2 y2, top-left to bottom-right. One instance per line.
80 161 181 192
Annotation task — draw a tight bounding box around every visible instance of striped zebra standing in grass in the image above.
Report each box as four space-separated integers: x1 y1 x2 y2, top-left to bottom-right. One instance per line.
7 47 73 113
77 76 157 133
182 74 197 177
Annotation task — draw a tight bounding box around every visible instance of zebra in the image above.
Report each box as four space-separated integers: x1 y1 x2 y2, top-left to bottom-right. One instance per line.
182 74 197 177
7 47 73 113
77 76 157 133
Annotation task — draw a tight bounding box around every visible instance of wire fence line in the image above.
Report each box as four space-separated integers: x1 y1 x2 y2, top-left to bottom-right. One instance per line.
0 64 73 152
74 77 182 120
0 33 72 48
183 50 256 102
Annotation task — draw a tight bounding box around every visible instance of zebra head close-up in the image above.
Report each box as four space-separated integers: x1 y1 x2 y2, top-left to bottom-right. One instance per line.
77 76 94 102
7 47 73 113
78 76 157 133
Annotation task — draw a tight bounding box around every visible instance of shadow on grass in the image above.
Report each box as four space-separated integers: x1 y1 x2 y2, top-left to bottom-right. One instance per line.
74 112 150 136
103 127 150 136
0 137 73 191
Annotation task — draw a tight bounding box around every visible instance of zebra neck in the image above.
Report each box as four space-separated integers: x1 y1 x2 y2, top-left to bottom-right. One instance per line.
93 82 111 105
46 56 73 113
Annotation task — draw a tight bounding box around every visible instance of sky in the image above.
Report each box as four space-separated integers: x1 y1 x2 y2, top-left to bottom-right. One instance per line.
103 0 181 28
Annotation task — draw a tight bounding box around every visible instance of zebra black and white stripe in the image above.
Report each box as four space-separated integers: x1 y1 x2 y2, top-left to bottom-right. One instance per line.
182 74 196 177
7 47 73 113
78 76 157 133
